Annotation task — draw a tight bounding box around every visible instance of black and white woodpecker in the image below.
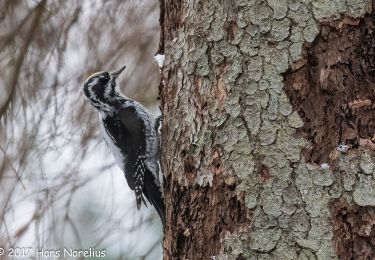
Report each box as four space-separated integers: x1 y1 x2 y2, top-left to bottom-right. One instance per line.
83 66 165 227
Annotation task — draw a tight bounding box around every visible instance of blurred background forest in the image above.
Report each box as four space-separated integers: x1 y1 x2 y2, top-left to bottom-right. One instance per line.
0 0 162 259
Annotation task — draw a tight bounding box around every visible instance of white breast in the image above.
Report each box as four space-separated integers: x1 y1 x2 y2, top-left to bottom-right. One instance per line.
99 113 125 171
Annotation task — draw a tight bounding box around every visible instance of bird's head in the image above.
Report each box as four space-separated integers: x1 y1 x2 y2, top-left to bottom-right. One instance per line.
83 66 126 109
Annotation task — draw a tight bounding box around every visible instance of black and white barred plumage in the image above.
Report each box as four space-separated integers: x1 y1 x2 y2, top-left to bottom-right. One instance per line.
83 66 165 227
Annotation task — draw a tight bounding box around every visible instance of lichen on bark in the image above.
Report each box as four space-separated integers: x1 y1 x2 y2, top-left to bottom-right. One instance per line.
160 0 375 259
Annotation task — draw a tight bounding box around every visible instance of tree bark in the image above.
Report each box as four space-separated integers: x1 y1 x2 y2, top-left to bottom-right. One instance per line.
160 0 375 259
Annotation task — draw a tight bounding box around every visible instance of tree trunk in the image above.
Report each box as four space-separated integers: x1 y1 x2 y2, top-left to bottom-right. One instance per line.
159 1 375 259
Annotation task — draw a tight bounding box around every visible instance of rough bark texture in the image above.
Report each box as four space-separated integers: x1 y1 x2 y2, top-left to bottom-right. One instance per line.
330 197 375 259
160 0 375 259
284 14 375 165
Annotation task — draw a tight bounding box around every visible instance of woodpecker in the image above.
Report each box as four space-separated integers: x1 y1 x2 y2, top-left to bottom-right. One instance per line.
83 66 165 227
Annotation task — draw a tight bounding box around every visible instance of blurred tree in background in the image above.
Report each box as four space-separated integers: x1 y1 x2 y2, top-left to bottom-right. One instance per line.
0 0 162 259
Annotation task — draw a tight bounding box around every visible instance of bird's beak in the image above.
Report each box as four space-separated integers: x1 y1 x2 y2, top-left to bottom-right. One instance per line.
110 65 126 78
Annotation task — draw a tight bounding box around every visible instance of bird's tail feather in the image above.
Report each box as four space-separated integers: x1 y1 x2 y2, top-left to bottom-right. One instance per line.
143 173 166 228
148 191 166 229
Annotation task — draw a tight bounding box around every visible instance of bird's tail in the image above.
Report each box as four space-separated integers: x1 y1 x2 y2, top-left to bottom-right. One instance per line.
147 189 166 229
143 172 166 229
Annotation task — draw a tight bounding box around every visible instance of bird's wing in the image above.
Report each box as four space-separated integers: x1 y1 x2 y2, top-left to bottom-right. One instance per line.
118 105 149 208
118 105 165 223
118 106 146 149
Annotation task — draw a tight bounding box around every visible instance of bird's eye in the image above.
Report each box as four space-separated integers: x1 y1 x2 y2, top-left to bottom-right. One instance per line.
99 73 110 81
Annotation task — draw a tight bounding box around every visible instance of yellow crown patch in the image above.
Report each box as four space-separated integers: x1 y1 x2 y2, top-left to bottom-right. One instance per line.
87 71 104 80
